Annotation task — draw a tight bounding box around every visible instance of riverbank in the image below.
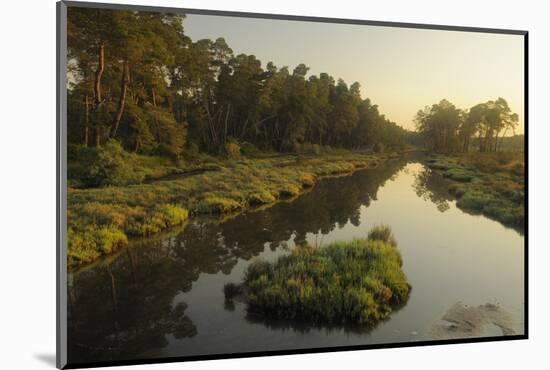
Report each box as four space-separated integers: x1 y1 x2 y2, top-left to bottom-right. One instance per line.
67 150 397 269
425 151 524 232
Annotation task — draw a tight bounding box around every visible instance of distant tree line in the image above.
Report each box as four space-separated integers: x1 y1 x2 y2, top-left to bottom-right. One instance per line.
414 98 519 153
67 8 408 158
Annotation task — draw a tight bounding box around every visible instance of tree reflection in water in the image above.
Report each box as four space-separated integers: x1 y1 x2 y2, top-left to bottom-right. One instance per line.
68 158 409 363
412 166 455 212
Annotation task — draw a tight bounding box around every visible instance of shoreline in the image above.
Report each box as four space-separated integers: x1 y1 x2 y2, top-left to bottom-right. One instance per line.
425 152 524 233
68 151 401 270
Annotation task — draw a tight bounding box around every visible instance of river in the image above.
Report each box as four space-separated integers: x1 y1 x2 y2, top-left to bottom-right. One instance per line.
67 154 525 364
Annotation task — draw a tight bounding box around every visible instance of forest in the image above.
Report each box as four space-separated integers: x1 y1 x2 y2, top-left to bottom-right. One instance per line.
67 8 407 163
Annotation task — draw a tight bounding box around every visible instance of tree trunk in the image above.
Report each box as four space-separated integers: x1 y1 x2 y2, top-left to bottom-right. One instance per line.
224 103 230 144
94 42 105 107
110 59 129 138
95 126 101 147
498 128 509 151
83 94 90 146
477 130 483 152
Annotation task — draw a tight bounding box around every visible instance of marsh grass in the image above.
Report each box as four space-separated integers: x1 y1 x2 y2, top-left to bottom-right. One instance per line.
427 152 524 231
68 152 386 268
225 226 411 325
367 224 397 246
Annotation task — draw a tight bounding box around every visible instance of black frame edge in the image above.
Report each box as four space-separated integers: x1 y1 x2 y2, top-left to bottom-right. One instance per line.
523 32 529 339
62 0 528 35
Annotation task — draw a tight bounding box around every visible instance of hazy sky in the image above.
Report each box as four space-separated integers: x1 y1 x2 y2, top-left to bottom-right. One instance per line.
184 14 525 133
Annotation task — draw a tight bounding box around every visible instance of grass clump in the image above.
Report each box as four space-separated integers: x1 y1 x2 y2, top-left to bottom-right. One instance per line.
67 203 188 268
196 195 242 214
231 226 410 325
247 191 277 205
367 224 397 246
278 184 301 197
443 168 475 182
68 226 128 266
126 204 189 236
300 173 316 188
94 226 129 253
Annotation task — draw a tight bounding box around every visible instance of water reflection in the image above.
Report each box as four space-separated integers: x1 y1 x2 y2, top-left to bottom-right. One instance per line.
243 292 411 335
68 158 407 363
68 247 198 362
412 166 454 213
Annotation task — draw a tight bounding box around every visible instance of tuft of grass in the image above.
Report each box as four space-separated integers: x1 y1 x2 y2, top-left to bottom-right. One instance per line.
443 168 475 182
300 173 316 188
247 191 277 205
126 204 189 236
231 226 410 325
278 184 301 197
196 195 243 214
68 226 128 266
367 224 397 246
94 226 129 254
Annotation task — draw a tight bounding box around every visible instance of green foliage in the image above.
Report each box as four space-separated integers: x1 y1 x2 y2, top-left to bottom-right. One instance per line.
70 140 144 187
237 228 411 324
247 191 277 205
94 226 129 254
415 99 462 152
415 98 519 153
67 227 101 265
67 203 188 268
126 204 189 236
239 141 262 157
428 153 524 231
443 168 475 182
367 224 397 246
196 195 243 214
68 226 128 266
67 7 408 162
278 184 301 197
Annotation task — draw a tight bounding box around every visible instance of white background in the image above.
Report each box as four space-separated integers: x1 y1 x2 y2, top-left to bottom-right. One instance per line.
0 0 546 368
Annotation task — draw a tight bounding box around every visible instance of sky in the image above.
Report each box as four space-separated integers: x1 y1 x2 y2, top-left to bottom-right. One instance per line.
183 14 525 134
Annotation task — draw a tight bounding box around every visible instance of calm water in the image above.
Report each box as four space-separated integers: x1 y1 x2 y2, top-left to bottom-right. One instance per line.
67 156 525 364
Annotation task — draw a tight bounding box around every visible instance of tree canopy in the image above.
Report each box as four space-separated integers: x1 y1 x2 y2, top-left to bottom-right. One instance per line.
67 7 408 157
414 98 519 153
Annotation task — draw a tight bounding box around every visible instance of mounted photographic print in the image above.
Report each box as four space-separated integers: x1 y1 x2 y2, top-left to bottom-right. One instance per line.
56 1 528 368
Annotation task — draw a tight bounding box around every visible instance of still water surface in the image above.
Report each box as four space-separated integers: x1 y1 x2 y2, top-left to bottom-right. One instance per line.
68 156 524 363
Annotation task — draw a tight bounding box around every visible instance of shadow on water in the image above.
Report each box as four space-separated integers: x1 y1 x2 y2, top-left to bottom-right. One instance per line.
68 156 410 363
